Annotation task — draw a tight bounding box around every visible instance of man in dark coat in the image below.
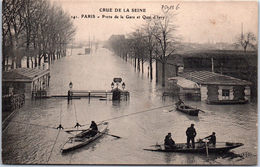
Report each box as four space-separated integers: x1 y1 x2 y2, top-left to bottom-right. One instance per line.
186 124 197 148
204 132 216 146
164 133 176 149
89 121 98 137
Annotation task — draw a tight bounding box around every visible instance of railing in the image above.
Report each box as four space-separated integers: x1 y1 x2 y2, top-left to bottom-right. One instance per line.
66 90 130 101
32 90 47 98
2 94 25 112
70 90 112 98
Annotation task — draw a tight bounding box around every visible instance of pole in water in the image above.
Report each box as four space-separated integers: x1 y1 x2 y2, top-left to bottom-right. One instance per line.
68 90 71 101
205 141 209 156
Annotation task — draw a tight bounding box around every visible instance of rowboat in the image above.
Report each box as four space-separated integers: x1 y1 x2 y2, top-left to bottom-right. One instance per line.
144 142 243 153
61 122 108 152
176 104 200 116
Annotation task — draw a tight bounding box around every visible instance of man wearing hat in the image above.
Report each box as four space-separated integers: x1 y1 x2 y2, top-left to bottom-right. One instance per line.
186 124 197 148
204 132 216 146
164 132 176 149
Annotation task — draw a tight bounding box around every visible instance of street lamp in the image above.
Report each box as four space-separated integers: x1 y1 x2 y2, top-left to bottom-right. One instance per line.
122 82 125 90
69 82 73 90
42 81 45 90
111 82 114 89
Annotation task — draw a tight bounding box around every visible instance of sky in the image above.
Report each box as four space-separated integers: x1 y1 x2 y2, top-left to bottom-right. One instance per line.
52 0 258 44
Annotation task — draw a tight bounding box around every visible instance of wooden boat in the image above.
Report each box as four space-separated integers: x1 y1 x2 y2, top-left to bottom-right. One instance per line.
176 104 200 116
61 122 108 152
144 142 243 154
206 99 249 105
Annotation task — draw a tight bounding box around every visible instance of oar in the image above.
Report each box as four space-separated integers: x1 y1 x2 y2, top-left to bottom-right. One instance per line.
199 109 206 113
97 131 121 139
65 129 89 133
65 129 121 139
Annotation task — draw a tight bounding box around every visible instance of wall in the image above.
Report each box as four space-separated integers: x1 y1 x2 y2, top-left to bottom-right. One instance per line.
157 62 177 88
207 85 219 101
200 84 250 102
200 85 208 101
244 86 251 101
24 83 32 99
218 85 234 100
2 82 26 95
233 86 245 100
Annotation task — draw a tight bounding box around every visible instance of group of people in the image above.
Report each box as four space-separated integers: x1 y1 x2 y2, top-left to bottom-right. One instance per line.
164 123 216 149
84 120 217 150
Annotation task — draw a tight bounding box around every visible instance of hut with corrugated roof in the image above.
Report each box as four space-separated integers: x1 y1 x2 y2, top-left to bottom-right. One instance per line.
2 67 50 99
180 71 251 104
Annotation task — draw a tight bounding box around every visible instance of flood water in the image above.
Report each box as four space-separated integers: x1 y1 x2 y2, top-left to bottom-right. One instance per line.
2 47 257 165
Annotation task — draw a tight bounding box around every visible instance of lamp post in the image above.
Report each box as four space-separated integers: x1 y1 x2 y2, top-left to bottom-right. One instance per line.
69 81 73 91
122 82 125 90
68 81 73 101
111 82 114 89
42 81 45 90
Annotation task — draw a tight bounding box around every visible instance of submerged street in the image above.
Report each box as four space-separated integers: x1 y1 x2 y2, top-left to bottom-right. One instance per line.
2 47 257 165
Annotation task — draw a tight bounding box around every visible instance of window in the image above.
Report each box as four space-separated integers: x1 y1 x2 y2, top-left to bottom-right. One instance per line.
222 89 230 100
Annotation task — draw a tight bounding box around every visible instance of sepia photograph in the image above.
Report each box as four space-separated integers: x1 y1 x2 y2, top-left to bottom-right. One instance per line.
1 0 258 165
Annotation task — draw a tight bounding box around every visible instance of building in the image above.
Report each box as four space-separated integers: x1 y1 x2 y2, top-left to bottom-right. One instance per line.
180 71 251 104
2 67 50 99
157 54 183 88
168 76 200 98
158 50 257 98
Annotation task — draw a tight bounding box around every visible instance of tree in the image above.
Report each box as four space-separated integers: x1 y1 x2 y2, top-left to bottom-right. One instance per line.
142 20 157 80
2 0 25 69
128 29 147 72
235 32 257 52
2 0 75 70
151 12 179 86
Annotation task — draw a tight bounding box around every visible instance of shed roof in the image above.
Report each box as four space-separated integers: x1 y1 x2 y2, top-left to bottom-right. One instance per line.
180 50 257 57
168 77 200 89
180 71 251 86
3 68 50 82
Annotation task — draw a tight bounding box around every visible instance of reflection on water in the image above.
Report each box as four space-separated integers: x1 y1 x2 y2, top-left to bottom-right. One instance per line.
186 154 196 164
164 153 176 164
2 48 257 165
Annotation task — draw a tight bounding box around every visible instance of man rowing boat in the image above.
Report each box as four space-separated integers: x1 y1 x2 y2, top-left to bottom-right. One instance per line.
89 121 98 137
204 132 216 146
76 121 98 138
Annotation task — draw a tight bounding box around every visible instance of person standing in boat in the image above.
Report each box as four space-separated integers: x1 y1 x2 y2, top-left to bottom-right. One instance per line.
186 124 197 148
164 133 176 149
204 132 216 146
89 121 98 137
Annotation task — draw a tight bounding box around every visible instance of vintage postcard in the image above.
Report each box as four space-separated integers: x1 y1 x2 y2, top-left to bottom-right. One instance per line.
2 0 258 165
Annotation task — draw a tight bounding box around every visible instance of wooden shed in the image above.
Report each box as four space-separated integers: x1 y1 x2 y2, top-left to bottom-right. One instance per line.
2 68 50 99
180 71 251 104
